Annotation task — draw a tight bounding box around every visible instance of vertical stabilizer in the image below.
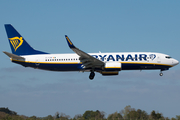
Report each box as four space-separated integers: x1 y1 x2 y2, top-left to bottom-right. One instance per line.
4 24 48 55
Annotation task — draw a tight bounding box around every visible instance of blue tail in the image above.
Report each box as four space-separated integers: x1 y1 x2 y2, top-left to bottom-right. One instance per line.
4 24 48 55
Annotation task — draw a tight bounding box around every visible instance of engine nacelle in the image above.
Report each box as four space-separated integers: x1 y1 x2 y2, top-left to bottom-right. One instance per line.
104 62 121 71
101 62 121 75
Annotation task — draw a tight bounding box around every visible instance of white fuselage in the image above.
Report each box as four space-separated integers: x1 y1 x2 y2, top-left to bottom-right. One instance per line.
12 52 178 72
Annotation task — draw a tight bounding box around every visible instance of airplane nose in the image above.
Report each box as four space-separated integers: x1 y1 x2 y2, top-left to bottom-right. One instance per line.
173 59 179 66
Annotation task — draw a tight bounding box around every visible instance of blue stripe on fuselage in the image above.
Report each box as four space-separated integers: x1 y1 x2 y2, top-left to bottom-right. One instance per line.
12 60 172 71
12 60 82 71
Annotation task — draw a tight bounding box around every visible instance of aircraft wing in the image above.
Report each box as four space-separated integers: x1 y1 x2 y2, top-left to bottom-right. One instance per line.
65 35 104 69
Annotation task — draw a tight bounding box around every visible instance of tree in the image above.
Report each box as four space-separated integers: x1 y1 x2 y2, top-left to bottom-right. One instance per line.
83 110 93 119
151 110 157 119
122 107 149 120
59 112 70 120
150 110 163 119
121 105 132 119
176 115 180 120
83 110 105 120
156 112 162 119
73 114 82 120
44 115 54 120
136 109 148 119
95 110 105 119
100 111 106 119
0 107 17 115
55 112 60 119
127 109 138 119
171 117 176 120
107 112 123 120
29 115 37 119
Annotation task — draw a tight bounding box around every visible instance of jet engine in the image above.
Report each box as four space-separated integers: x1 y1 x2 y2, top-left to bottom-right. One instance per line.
101 62 121 75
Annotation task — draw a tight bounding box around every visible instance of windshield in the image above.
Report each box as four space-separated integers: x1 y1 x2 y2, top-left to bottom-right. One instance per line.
165 56 172 59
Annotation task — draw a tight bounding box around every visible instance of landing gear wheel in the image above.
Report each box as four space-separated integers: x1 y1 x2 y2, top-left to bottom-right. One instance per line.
89 72 95 80
159 72 163 76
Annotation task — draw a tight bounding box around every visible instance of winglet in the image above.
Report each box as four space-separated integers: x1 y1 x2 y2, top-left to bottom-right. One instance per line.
65 35 76 48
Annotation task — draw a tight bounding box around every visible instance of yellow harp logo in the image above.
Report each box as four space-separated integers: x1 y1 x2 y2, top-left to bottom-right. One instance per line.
9 37 24 51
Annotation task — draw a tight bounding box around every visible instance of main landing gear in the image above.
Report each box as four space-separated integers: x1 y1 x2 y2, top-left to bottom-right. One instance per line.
89 71 95 80
159 71 163 76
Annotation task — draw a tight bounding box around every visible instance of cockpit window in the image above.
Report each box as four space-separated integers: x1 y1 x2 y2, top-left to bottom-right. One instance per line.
165 56 172 59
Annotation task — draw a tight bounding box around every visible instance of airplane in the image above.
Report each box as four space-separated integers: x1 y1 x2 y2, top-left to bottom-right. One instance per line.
3 24 179 80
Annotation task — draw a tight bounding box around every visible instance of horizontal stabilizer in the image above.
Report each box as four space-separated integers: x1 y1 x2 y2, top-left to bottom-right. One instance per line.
3 51 25 60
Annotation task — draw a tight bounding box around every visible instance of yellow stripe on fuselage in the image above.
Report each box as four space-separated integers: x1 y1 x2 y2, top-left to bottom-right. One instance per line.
12 59 80 64
105 67 121 68
11 59 173 67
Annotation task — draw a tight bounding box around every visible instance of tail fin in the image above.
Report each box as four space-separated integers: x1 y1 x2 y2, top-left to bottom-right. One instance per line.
4 24 48 55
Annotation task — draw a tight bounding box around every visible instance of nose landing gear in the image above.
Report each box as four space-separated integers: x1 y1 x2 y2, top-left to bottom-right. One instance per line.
159 68 169 76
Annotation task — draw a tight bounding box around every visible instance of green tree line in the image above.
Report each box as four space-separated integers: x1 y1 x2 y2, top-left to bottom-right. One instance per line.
0 106 180 120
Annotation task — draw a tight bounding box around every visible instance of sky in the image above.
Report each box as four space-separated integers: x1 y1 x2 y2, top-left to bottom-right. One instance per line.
0 0 180 118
